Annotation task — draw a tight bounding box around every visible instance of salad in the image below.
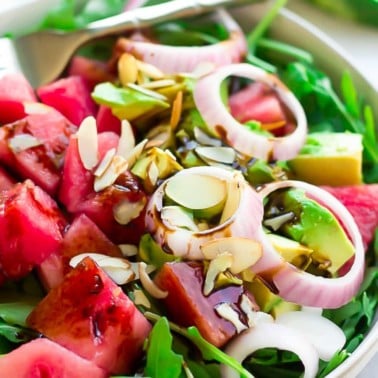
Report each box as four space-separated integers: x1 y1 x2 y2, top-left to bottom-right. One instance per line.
0 0 377 377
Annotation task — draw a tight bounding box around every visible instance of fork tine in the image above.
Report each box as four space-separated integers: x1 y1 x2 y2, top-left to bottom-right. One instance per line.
0 38 23 78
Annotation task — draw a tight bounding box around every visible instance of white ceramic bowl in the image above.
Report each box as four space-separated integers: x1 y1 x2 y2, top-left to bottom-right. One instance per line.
0 1 377 377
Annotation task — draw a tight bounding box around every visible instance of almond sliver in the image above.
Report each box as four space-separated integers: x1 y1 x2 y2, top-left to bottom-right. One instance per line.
77 116 99 170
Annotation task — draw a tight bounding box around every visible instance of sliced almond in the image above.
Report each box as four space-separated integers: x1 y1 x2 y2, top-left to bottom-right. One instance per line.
203 252 233 296
219 178 241 224
136 60 164 80
138 262 168 299
133 289 151 308
94 148 116 177
117 120 135 158
170 90 183 130
201 237 262 274
113 197 146 225
77 116 99 170
195 146 236 165
118 244 138 257
69 253 135 285
147 161 159 187
127 83 167 102
240 294 259 327
8 134 42 152
94 155 129 192
194 127 222 147
141 79 176 90
126 138 148 168
161 206 199 232
215 303 247 334
118 53 138 86
263 212 295 231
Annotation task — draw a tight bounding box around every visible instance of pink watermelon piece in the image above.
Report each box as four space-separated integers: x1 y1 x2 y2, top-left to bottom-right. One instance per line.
323 184 378 250
0 108 76 195
0 73 36 124
0 180 67 280
27 257 152 375
59 131 120 212
37 76 97 126
68 56 115 91
0 166 16 192
96 105 121 134
0 338 107 378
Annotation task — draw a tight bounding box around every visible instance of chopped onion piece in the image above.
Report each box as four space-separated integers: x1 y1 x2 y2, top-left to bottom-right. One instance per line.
193 63 307 161
222 323 319 378
252 180 365 308
215 303 247 334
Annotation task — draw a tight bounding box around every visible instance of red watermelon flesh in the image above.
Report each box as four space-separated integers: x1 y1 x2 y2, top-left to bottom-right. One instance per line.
37 76 97 126
59 131 120 212
39 214 123 291
0 338 107 378
0 73 36 124
0 180 67 280
0 166 16 192
27 257 152 375
96 105 122 134
154 261 258 348
76 171 147 245
68 56 116 91
323 184 378 250
229 82 287 125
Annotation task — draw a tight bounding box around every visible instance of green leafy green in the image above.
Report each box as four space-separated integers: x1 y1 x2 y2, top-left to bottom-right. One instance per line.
282 62 378 181
92 82 169 121
145 317 184 378
40 0 127 31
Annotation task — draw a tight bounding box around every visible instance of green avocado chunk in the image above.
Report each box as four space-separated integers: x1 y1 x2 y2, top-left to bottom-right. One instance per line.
264 188 355 274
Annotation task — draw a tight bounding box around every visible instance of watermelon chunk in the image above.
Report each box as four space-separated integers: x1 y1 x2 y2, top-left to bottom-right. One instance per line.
0 108 76 195
0 73 36 124
0 180 67 280
37 76 98 126
323 184 378 250
68 56 115 91
27 257 152 375
154 262 257 347
59 131 120 212
96 105 121 134
0 166 16 192
76 171 147 244
0 338 107 378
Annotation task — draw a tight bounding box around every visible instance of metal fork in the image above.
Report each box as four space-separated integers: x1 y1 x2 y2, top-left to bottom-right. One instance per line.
0 0 258 88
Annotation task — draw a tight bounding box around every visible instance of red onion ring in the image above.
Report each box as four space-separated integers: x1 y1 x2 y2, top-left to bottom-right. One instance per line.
253 180 365 309
193 63 307 161
222 323 319 378
145 166 263 260
114 10 247 74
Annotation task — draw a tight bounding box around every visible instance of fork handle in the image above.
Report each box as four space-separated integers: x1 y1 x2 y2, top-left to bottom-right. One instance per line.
84 0 260 37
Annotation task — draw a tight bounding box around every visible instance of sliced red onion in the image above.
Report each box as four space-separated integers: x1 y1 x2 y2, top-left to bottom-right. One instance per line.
193 63 307 161
253 180 365 309
145 166 263 260
114 9 247 74
222 323 319 378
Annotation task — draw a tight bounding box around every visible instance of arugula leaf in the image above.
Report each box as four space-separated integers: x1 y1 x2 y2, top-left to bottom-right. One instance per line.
92 82 169 121
144 312 254 378
145 317 184 378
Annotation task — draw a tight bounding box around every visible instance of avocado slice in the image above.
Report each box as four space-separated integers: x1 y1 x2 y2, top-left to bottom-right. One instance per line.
264 188 355 274
288 132 362 186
